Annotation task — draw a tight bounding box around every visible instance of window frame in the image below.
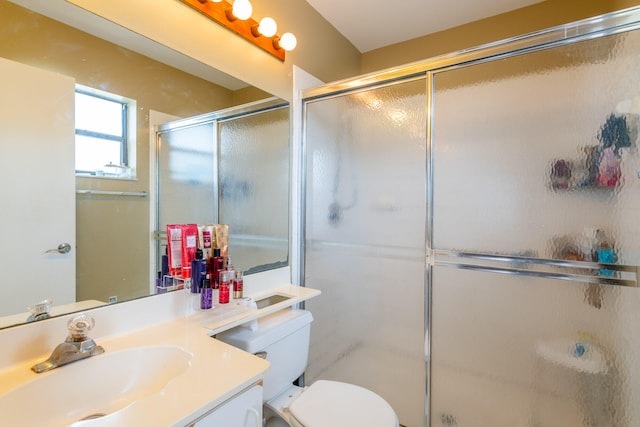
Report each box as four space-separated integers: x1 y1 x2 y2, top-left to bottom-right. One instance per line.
74 85 136 178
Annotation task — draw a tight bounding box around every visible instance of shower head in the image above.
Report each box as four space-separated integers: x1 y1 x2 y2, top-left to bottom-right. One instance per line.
328 202 342 226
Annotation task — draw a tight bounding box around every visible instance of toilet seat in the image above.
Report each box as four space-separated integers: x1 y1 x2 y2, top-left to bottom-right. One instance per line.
288 380 398 427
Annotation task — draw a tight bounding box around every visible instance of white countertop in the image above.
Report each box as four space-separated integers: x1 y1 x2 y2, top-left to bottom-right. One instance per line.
193 284 321 335
0 283 321 427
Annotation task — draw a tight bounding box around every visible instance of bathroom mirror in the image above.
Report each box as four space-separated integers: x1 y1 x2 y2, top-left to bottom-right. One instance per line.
0 0 290 328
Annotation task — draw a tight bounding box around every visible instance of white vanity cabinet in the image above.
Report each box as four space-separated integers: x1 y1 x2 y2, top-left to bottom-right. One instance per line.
190 384 263 427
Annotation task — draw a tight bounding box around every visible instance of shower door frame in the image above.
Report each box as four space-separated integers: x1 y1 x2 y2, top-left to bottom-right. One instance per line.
299 6 640 426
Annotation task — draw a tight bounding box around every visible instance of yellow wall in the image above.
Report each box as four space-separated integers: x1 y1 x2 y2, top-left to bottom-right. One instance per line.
362 0 640 74
62 1 640 101
67 0 362 100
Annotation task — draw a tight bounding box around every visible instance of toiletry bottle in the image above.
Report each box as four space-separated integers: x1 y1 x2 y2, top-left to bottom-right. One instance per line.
200 278 212 310
218 248 226 268
161 245 169 279
226 257 235 300
211 248 223 286
166 225 183 277
208 274 218 304
218 270 230 304
183 266 192 291
190 248 206 293
234 271 244 299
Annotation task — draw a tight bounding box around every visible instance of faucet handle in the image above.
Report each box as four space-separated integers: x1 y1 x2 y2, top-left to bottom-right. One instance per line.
26 299 53 322
67 313 96 341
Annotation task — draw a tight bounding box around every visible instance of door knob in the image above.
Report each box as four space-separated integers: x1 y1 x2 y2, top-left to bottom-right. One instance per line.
45 243 72 254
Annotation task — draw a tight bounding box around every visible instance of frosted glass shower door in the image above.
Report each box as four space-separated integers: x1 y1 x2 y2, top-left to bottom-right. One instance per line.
157 122 217 229
155 121 218 276
303 79 427 427
429 18 640 427
218 107 289 273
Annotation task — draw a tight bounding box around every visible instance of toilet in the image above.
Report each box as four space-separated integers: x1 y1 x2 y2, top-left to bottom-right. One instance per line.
216 308 399 427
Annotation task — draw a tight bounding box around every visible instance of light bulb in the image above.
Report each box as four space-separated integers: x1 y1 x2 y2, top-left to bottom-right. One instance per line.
210 0 222 2
232 0 252 20
279 32 297 51
258 17 277 37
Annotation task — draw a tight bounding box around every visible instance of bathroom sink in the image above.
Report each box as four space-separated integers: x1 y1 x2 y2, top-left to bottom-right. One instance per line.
0 345 192 426
255 293 291 309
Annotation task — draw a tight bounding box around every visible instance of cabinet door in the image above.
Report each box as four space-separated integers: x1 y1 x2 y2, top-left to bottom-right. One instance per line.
193 384 262 427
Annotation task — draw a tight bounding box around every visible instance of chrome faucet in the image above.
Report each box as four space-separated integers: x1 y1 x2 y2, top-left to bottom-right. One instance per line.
31 313 105 373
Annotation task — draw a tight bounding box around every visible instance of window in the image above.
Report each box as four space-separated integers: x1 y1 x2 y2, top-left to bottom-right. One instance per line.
75 86 136 178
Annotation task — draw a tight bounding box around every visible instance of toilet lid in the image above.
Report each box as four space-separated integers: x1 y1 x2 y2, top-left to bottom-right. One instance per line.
288 380 398 427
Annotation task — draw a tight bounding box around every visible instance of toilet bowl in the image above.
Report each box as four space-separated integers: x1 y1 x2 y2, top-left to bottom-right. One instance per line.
216 308 399 427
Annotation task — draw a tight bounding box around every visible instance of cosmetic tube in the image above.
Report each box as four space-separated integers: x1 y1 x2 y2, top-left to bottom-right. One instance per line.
166 225 183 276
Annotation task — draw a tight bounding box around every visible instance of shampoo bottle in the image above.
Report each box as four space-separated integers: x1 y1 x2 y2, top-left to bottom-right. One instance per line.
190 248 206 293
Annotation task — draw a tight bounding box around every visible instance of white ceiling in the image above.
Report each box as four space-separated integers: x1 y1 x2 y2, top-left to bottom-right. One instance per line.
305 0 544 52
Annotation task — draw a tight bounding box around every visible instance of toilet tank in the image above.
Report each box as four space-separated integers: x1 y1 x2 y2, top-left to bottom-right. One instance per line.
216 308 313 401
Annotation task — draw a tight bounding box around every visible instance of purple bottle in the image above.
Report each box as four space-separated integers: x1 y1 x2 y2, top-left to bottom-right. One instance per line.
200 279 212 309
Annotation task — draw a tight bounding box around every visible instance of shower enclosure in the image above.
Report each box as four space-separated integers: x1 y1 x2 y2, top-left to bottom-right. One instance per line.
302 78 428 427
301 7 640 427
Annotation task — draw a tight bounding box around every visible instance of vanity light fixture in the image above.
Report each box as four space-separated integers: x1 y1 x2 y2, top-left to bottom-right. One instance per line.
255 17 277 37
231 0 252 20
179 0 297 61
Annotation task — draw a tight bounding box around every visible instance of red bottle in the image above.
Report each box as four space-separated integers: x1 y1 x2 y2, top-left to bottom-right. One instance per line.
233 271 244 299
210 248 225 286
218 270 230 304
